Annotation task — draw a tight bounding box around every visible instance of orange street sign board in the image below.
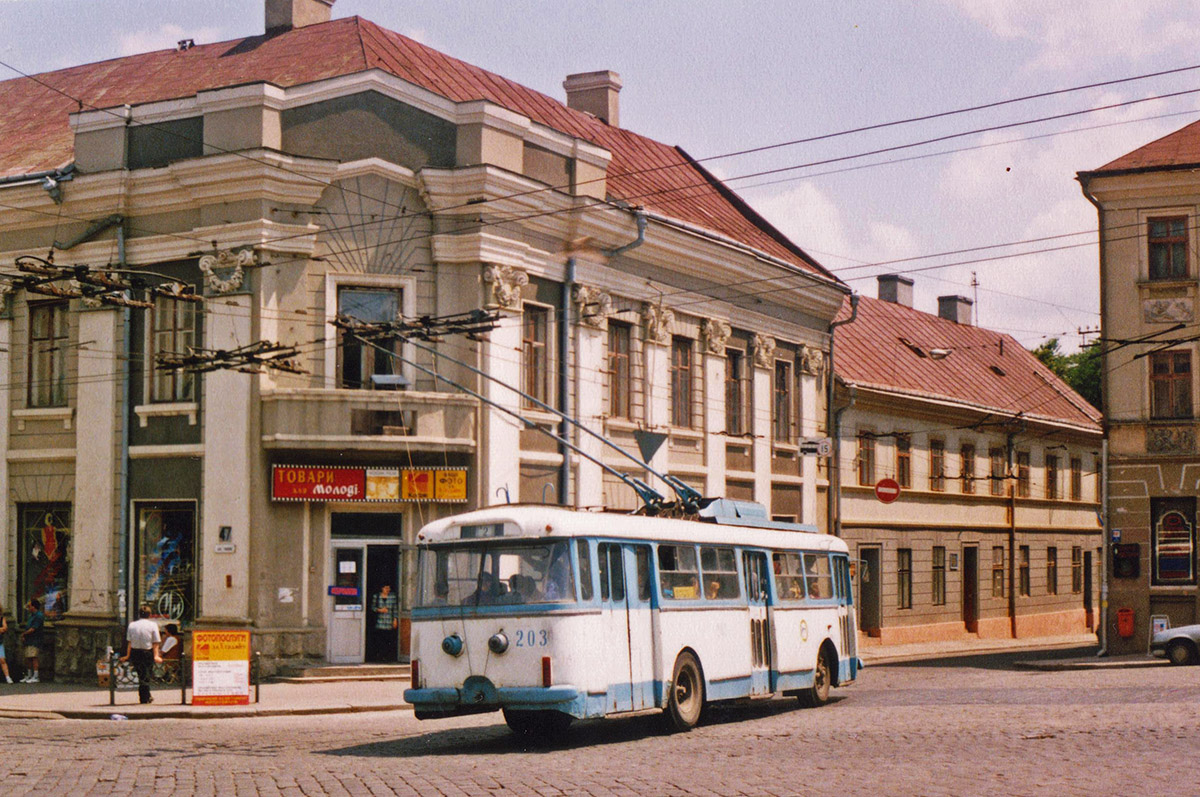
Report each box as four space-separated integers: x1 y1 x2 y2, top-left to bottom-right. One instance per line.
191 630 251 706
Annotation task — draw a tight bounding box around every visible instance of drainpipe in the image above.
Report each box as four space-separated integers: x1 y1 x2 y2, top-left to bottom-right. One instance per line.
827 294 859 537
1098 438 1109 656
602 208 646 258
1007 431 1017 639
117 221 132 624
557 257 575 505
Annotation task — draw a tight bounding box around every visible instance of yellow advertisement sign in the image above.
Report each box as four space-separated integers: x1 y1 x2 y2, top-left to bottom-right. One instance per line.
436 469 467 501
401 469 435 500
192 630 251 706
366 468 400 501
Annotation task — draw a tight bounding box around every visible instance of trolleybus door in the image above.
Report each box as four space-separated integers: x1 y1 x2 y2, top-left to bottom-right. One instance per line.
743 551 772 696
598 542 655 712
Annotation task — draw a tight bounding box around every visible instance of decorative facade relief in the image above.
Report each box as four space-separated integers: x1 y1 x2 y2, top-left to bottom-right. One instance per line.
752 333 777 368
798 342 827 375
199 248 254 294
701 319 732 354
483 264 529 310
642 303 675 344
1147 426 1196 455
573 284 613 328
1143 298 1194 324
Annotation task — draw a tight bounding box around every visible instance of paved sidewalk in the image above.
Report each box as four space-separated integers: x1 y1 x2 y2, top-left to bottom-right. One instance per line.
0 678 412 721
858 631 1169 670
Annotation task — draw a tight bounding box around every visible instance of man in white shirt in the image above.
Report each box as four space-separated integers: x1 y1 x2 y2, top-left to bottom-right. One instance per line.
119 605 162 704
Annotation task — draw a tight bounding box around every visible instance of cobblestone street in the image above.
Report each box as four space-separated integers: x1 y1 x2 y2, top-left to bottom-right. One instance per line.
0 648 1192 795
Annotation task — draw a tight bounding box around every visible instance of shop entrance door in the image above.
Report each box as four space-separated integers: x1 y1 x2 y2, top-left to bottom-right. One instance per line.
328 512 404 664
329 546 366 664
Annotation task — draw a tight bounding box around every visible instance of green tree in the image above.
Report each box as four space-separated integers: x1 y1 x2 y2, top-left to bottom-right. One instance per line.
1030 338 1101 412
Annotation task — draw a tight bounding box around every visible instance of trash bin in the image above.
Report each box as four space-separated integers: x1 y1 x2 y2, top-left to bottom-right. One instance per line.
1117 607 1135 638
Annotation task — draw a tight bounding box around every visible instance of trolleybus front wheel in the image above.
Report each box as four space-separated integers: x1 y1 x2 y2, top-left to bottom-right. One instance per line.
798 649 832 708
503 708 572 738
665 651 705 731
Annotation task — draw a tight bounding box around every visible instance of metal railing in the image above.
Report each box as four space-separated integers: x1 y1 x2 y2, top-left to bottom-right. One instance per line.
105 650 262 706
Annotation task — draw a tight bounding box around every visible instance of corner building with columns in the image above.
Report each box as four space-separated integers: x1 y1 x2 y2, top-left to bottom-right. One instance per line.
0 0 847 676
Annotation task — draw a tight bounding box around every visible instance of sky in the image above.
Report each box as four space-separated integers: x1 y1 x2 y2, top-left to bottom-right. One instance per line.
3 0 1200 351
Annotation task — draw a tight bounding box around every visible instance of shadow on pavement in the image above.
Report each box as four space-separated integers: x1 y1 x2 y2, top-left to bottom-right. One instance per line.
322 696 847 757
878 644 1100 671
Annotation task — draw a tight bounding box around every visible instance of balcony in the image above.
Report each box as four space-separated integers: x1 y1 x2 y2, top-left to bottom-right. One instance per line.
261 389 477 453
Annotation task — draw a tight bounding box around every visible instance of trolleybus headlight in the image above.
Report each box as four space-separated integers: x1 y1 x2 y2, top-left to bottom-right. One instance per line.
441 634 464 657
488 632 509 654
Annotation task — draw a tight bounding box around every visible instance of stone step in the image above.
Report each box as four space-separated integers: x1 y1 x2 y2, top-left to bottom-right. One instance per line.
278 664 411 681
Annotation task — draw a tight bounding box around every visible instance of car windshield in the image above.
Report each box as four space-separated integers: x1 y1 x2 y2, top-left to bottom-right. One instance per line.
418 540 576 607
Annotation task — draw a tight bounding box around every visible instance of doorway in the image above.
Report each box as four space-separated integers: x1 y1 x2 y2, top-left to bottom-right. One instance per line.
1083 550 1094 629
962 546 979 633
858 546 881 636
327 512 404 665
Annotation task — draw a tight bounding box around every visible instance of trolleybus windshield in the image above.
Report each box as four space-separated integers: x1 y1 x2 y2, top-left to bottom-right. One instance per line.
418 540 576 607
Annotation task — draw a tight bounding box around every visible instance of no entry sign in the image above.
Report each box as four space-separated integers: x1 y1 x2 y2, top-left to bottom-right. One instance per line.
874 478 901 504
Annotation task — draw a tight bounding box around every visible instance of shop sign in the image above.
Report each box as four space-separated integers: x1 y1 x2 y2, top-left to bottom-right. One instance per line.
272 466 468 503
191 630 251 706
328 586 360 597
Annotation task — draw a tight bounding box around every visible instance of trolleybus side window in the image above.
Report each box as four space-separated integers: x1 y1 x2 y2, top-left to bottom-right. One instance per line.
804 552 834 599
833 555 852 604
773 552 806 601
598 543 624 601
701 546 740 599
635 546 652 602
577 540 594 601
658 544 700 599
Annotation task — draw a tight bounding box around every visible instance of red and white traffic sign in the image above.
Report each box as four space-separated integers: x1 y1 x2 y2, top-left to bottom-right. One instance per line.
874 478 901 504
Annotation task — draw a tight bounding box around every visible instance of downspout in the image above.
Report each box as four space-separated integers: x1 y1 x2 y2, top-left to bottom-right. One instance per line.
117 221 132 624
1080 175 1110 657
827 294 859 537
1007 430 1017 639
558 257 575 505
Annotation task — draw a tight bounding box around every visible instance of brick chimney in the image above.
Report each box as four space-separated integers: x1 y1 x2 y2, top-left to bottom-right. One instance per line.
938 295 974 325
877 274 914 308
564 71 622 126
266 0 335 32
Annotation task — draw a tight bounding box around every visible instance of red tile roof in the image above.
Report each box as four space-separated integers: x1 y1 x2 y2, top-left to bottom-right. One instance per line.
834 295 1101 431
1085 117 1200 175
0 16 833 279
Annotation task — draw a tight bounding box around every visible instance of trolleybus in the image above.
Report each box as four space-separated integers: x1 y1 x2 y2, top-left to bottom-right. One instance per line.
404 500 859 734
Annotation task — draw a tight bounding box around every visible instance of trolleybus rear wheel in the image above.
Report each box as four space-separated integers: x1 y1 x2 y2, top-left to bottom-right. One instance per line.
503 708 572 738
666 651 705 731
798 649 832 708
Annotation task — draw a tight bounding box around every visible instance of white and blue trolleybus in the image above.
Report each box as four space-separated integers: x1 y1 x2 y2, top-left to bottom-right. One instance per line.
404 499 860 734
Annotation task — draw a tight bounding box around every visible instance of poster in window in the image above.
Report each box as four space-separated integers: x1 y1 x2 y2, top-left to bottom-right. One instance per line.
1153 497 1196 585
20 505 70 620
138 505 196 622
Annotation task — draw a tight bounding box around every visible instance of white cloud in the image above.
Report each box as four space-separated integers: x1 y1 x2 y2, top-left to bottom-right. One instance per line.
119 23 221 56
942 0 1200 70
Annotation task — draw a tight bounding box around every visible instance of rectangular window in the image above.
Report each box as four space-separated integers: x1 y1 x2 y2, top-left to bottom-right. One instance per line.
577 540 594 601
1019 546 1030 596
1152 497 1197 585
136 502 196 623
773 360 792 443
1045 454 1059 500
670 336 694 428
607 321 631 419
932 546 946 606
338 287 403 390
1047 547 1058 595
897 549 912 609
151 294 197 402
522 304 551 405
858 433 876 486
930 439 945 492
804 552 833 600
700 546 740 599
1071 457 1083 501
1151 351 1192 419
1017 452 1030 498
658 544 699 599
992 546 1005 597
28 302 68 408
725 348 746 435
1148 216 1188 280
1072 546 1083 593
989 447 1006 496
18 504 71 621
773 552 805 602
896 435 912 488
960 443 976 494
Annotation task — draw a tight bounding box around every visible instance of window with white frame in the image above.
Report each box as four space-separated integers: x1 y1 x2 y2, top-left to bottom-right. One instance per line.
523 303 552 406
28 301 68 408
337 287 404 390
150 294 197 402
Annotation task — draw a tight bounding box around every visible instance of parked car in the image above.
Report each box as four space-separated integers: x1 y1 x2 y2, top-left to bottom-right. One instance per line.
1150 624 1200 665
